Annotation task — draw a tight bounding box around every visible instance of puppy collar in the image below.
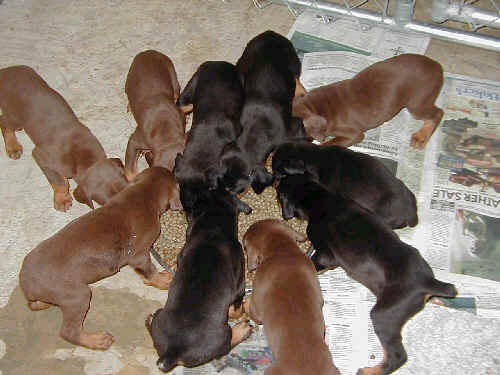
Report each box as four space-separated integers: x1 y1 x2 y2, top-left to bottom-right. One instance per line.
305 245 316 258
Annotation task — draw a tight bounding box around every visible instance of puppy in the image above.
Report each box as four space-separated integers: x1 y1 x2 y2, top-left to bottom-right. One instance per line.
125 50 187 179
243 219 341 375
272 141 418 229
276 174 458 375
293 54 444 149
19 167 182 350
0 65 129 211
173 61 245 209
217 30 309 196
146 187 252 373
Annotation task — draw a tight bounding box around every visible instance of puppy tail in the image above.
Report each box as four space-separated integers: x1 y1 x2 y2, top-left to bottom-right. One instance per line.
423 278 458 298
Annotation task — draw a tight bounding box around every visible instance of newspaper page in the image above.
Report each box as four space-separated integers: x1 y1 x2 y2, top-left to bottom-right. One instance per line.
287 9 430 60
417 74 500 282
179 11 499 375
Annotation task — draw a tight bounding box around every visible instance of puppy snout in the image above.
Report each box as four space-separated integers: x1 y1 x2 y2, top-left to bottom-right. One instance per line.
157 358 168 372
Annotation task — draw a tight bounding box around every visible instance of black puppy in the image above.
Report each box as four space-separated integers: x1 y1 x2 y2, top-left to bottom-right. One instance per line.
217 30 308 195
174 61 245 209
146 187 252 373
272 141 418 229
276 174 457 375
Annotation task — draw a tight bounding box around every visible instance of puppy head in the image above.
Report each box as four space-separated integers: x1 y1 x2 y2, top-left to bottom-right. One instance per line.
132 167 182 212
74 158 129 208
219 143 252 195
244 219 307 271
272 144 307 178
275 175 308 220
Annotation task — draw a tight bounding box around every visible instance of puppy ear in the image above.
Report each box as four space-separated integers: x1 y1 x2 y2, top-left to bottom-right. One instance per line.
177 67 200 113
205 167 222 190
280 223 307 243
73 185 95 209
277 193 295 220
303 114 327 142
246 246 261 271
250 167 275 194
284 159 306 175
169 183 183 211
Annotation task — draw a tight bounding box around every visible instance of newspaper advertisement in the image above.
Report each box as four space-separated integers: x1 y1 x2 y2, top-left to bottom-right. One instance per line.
418 74 500 282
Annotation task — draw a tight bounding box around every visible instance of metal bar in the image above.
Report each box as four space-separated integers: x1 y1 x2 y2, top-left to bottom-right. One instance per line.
267 0 500 51
150 247 175 275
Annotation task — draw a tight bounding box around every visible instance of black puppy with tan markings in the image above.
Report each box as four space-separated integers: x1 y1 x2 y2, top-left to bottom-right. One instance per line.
19 167 182 350
276 174 457 375
272 141 418 229
174 61 245 210
217 30 308 196
146 187 252 373
243 219 341 375
0 65 129 211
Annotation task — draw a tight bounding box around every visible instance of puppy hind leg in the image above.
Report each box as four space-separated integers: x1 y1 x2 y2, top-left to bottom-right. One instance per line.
408 105 444 149
360 293 414 375
32 147 72 212
29 300 52 311
124 130 147 181
0 119 23 159
59 285 114 350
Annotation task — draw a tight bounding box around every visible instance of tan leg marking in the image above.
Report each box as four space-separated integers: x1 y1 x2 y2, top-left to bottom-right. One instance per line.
52 178 72 212
230 320 253 347
180 104 193 114
29 300 52 311
356 350 387 375
228 304 244 320
78 331 114 350
410 120 436 149
143 271 173 290
295 78 307 97
1 127 23 159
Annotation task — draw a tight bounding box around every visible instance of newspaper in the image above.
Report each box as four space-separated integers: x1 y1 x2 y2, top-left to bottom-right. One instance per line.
177 11 499 375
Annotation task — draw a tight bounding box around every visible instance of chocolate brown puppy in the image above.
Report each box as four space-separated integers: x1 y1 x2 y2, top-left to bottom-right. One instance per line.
243 219 341 375
0 65 129 211
19 167 182 350
272 141 418 229
125 50 186 179
276 174 457 375
146 187 252 373
293 54 443 149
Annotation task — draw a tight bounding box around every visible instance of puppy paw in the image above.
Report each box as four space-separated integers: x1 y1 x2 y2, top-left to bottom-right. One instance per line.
80 331 114 350
230 320 253 347
6 144 23 159
54 192 73 212
228 304 244 320
410 133 427 149
356 364 383 375
144 271 173 290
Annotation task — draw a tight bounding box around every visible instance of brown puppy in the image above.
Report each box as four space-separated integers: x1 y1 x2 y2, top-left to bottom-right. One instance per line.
243 219 341 375
0 65 129 211
19 167 182 350
293 54 444 149
125 50 186 180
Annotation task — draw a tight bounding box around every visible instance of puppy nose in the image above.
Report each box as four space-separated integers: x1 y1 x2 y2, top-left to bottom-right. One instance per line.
157 359 167 372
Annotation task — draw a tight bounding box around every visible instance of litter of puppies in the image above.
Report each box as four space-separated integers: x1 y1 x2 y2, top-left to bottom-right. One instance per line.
1 30 454 375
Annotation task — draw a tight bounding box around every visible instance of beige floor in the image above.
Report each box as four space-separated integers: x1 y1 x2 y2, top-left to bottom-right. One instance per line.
0 1 499 375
